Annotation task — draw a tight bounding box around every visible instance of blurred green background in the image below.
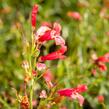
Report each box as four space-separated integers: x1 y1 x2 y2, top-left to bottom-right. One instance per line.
1 0 109 108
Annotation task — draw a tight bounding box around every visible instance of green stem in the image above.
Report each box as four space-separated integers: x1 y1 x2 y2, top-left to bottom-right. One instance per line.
30 79 34 109
29 31 34 109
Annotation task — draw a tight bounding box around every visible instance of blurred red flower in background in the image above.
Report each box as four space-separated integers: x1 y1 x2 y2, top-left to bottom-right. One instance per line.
67 11 81 21
97 95 104 103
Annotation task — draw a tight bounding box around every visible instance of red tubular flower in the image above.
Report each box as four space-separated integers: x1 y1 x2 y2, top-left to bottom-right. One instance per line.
35 22 65 46
38 30 52 42
67 11 81 21
94 53 109 72
35 25 52 42
31 4 38 27
58 88 73 97
73 85 87 93
58 85 87 106
35 26 51 40
39 45 67 61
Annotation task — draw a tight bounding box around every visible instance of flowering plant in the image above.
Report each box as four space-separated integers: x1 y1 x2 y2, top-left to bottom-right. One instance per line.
1 1 109 109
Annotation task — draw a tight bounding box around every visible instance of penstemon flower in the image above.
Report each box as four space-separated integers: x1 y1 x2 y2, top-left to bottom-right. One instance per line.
39 45 67 61
58 85 87 106
35 26 51 42
35 22 65 46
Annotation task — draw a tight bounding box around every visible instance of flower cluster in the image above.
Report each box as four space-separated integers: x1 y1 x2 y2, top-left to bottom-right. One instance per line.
30 4 88 108
33 17 67 88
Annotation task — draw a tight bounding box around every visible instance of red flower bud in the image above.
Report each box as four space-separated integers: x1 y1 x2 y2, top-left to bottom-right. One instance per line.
31 4 38 27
